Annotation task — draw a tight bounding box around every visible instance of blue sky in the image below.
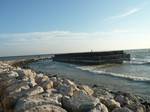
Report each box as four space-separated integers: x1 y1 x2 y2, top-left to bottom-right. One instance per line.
0 0 150 56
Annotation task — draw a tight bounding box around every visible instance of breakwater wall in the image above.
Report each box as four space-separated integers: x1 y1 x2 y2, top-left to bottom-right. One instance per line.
53 50 130 65
5 57 52 68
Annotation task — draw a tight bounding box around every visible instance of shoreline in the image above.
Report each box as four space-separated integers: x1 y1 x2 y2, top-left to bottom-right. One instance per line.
0 59 150 112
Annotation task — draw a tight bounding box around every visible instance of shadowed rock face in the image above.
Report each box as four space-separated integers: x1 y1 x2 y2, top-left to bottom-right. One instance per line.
0 61 149 112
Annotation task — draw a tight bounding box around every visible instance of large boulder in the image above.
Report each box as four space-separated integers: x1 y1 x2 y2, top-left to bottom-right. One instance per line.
16 69 36 80
4 81 30 95
62 90 100 112
57 84 75 96
0 78 17 96
24 105 67 112
23 69 36 79
127 104 146 112
112 107 133 112
57 79 79 96
15 93 63 112
115 92 140 106
1 81 30 111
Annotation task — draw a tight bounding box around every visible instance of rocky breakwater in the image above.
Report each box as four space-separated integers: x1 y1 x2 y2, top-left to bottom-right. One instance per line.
0 61 150 112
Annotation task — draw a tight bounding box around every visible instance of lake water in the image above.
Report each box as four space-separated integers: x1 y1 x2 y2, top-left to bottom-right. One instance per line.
28 49 150 99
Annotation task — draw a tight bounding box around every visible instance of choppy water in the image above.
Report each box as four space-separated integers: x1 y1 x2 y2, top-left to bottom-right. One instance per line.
28 49 150 99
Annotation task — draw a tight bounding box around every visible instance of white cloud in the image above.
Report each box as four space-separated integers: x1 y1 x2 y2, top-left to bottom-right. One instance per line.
0 30 150 56
106 8 142 21
112 29 131 33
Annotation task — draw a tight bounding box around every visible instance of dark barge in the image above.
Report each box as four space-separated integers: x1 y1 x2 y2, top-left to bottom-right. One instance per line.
52 50 130 65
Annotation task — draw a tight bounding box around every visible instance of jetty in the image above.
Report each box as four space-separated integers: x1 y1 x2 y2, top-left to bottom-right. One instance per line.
52 50 130 65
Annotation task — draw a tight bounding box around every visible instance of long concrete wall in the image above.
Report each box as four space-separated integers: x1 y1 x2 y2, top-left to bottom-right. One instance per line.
53 51 130 65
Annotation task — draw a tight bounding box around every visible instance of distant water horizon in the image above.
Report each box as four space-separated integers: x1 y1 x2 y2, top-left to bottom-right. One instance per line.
0 48 149 59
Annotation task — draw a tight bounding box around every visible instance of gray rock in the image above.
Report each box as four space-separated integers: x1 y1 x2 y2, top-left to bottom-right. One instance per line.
112 107 133 112
8 71 19 78
94 88 114 99
40 80 53 91
63 79 78 89
24 105 67 112
99 97 120 111
115 92 140 106
1 81 30 111
35 74 49 84
27 78 37 87
127 104 146 112
89 103 108 112
57 84 75 96
62 90 100 112
25 86 44 96
79 85 94 96
15 93 63 112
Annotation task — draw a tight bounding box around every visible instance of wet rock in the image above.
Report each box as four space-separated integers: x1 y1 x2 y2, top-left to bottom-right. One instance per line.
62 90 100 112
79 85 94 96
112 107 133 112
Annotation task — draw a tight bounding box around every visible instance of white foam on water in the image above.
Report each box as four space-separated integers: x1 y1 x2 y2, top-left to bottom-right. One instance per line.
76 65 150 82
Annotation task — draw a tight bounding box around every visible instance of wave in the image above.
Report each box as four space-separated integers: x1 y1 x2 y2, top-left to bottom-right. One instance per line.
124 58 150 65
76 66 150 83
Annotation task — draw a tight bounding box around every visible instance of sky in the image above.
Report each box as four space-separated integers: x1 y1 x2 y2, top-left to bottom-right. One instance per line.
0 0 150 57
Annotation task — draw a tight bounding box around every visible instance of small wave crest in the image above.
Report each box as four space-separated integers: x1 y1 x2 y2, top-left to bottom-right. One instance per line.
124 58 150 65
76 66 150 82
